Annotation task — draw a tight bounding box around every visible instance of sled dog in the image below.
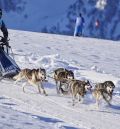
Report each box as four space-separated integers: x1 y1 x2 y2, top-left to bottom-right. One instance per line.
54 68 74 94
13 68 47 95
67 80 92 106
92 81 115 108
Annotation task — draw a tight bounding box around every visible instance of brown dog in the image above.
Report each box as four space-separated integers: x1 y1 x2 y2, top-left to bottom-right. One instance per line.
92 81 115 108
13 68 47 95
54 68 74 94
67 80 92 106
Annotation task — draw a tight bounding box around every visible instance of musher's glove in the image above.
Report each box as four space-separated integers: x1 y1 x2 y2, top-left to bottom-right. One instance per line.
1 37 7 43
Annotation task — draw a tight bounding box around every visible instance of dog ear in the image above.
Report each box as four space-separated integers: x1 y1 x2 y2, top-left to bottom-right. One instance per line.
110 81 115 88
113 84 115 88
85 80 89 84
39 68 42 71
87 80 89 83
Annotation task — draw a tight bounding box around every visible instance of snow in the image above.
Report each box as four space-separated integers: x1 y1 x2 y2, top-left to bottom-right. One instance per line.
0 29 120 129
96 0 107 10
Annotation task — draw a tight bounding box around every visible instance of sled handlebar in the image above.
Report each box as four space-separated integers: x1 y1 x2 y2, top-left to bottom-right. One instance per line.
0 36 10 42
0 43 11 48
0 36 11 48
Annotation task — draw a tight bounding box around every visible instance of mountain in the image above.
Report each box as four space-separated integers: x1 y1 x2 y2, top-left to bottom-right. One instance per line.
0 0 120 40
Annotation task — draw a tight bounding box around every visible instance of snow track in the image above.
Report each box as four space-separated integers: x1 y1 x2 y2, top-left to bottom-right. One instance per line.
0 79 120 129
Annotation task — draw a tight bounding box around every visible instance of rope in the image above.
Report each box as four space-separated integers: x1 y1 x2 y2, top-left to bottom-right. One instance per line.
13 53 31 57
46 75 55 80
46 74 75 82
9 47 15 60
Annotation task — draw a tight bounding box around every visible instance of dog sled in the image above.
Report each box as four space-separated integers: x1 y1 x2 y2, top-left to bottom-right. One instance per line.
0 36 20 80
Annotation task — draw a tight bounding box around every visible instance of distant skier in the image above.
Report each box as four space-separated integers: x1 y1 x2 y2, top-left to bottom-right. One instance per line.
74 13 85 37
0 9 8 44
95 19 100 28
94 19 100 38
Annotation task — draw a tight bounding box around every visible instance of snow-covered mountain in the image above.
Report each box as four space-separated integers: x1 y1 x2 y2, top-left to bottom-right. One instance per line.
0 0 120 40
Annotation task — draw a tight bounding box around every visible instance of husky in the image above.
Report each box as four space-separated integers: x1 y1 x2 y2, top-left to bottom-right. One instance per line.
13 68 47 95
54 68 74 94
67 80 92 106
92 81 115 108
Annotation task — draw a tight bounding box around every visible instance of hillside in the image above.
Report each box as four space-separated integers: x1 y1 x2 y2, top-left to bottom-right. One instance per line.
0 29 120 129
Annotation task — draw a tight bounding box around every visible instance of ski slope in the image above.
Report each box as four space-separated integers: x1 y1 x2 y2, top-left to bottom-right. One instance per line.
0 29 120 129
